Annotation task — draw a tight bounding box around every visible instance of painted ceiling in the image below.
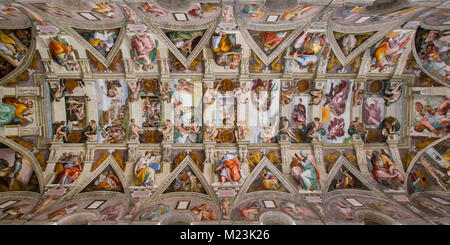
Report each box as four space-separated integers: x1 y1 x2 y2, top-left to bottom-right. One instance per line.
0 0 449 225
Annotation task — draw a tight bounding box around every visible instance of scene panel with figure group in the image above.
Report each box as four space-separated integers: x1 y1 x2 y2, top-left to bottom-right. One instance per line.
0 144 39 192
248 79 280 143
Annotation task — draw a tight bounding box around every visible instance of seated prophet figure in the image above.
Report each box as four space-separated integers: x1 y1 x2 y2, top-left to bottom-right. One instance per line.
49 35 79 71
0 98 33 126
290 152 320 191
54 153 82 185
215 151 241 184
131 34 158 71
370 32 411 72
366 150 404 189
211 32 242 69
134 151 159 187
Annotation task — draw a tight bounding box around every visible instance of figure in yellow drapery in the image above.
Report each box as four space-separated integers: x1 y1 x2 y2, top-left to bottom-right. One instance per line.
89 38 102 48
49 37 72 58
2 98 33 122
134 151 160 187
370 32 411 72
49 36 79 71
211 32 242 69
211 34 232 53
0 30 22 61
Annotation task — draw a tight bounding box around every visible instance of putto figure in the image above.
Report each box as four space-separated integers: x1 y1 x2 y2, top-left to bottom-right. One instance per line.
235 120 249 141
157 119 173 141
348 118 368 141
129 119 144 140
309 88 323 105
204 121 219 141
379 116 401 140
383 82 402 106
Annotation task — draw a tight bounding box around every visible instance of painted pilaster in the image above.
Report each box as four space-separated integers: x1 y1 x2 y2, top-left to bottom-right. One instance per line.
160 142 172 185
312 139 327 189
238 141 250 179
279 140 291 175
353 136 371 177
387 136 407 175
83 79 98 126
126 140 139 186
203 141 215 184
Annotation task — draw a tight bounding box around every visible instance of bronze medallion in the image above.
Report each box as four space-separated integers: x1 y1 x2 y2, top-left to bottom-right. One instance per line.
219 79 234 93
368 80 384 94
68 130 82 143
295 80 310 93
143 130 158 143
366 129 382 143
64 79 79 92
219 129 235 143
142 79 157 93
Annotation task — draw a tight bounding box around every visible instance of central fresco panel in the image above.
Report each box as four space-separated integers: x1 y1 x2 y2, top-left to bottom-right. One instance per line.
0 0 448 226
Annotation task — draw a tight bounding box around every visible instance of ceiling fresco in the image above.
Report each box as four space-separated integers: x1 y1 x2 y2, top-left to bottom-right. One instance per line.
0 0 449 226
